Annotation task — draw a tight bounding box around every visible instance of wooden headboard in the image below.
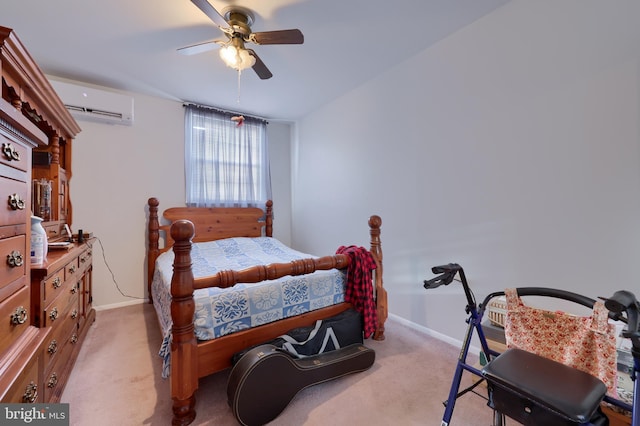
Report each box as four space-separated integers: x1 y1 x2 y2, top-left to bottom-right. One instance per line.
146 197 274 296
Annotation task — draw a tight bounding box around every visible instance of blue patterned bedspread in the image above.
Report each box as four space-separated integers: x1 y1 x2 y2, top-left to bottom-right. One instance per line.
151 237 346 377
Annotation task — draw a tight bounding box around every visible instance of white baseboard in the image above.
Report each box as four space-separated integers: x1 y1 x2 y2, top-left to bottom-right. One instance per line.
388 312 481 355
94 298 146 311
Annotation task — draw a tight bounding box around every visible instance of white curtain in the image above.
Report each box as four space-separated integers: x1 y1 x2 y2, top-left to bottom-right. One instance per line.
184 104 272 208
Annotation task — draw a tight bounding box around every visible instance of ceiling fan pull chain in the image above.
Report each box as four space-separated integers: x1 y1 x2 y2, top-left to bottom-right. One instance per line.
237 69 242 103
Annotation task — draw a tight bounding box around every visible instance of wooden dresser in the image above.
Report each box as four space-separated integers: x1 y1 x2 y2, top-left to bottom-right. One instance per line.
30 242 94 402
1 26 94 403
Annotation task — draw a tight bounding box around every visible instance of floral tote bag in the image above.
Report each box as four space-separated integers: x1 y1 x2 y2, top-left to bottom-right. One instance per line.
503 288 618 396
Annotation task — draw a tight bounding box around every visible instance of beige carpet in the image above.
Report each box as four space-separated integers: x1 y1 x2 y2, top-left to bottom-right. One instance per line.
61 303 493 425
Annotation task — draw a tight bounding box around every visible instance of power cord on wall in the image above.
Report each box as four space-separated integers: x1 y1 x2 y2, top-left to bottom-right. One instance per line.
94 237 145 300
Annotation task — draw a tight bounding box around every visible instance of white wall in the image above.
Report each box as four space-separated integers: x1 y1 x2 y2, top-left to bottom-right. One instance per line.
267 121 294 243
292 0 640 341
66 90 292 308
59 1 640 343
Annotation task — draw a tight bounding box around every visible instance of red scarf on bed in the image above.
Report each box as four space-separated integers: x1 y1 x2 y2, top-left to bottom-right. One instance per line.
336 245 378 338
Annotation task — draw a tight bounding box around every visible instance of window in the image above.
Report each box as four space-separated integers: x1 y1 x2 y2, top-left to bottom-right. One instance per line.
184 104 271 207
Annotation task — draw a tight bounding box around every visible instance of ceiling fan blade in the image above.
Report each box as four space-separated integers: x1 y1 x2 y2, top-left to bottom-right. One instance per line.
251 29 304 45
247 49 273 80
177 40 221 55
190 0 228 29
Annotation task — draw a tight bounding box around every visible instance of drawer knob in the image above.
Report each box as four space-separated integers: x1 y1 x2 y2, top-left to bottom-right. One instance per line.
47 373 58 389
47 339 58 355
52 276 62 289
70 285 78 294
2 142 20 161
22 382 38 403
71 333 78 344
8 193 26 210
10 306 27 325
49 307 59 321
6 250 24 268
68 265 76 274
71 309 78 319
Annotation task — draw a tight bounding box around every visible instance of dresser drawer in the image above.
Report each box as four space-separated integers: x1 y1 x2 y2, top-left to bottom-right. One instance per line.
0 138 29 173
0 285 31 355
0 176 28 227
42 268 66 308
43 295 79 373
43 331 74 402
0 235 27 292
78 247 92 272
43 280 77 328
43 221 64 241
65 256 79 279
1 354 41 403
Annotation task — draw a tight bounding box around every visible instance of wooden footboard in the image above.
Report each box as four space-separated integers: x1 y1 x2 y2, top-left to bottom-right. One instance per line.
146 198 385 425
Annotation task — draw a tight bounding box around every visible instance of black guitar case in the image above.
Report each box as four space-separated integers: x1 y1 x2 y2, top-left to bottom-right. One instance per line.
227 343 376 426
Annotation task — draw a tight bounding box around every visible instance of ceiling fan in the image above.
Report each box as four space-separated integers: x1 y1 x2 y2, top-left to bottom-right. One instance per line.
179 0 304 80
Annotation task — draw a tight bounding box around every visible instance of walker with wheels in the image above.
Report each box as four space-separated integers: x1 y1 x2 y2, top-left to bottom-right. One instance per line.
423 263 639 426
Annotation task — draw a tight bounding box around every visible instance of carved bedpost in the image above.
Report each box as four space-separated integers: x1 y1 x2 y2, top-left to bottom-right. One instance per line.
265 200 273 237
368 215 387 341
147 197 160 303
170 220 198 426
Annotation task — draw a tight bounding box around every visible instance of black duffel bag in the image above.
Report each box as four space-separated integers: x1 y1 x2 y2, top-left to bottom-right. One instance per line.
231 308 363 364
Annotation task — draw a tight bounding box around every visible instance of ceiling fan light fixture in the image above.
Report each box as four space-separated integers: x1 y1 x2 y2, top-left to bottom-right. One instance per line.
184 0 303 80
219 44 255 71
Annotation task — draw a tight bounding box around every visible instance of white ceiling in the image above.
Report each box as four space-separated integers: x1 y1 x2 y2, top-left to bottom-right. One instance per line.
2 0 509 121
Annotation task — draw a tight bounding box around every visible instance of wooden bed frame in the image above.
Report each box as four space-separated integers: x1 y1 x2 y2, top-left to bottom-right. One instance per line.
146 198 387 425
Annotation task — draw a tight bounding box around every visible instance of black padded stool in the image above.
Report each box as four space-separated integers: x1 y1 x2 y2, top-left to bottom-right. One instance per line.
482 348 608 425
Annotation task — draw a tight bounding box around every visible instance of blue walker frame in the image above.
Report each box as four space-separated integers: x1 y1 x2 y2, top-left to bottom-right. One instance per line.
423 263 640 426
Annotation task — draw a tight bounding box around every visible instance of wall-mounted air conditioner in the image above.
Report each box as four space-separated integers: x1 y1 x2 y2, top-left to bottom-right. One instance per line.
49 79 134 126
